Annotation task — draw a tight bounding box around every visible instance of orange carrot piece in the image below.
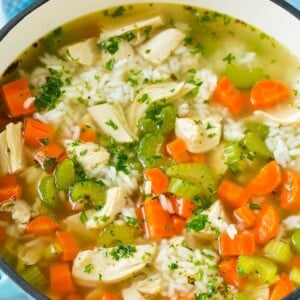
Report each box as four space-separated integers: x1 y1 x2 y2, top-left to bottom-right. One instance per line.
218 179 250 208
100 292 122 300
269 273 295 300
250 79 290 109
166 138 191 163
172 215 186 235
1 78 35 117
288 255 300 271
142 198 173 238
34 143 66 171
253 203 280 245
189 152 206 163
66 293 82 300
50 262 74 295
24 117 54 148
0 174 18 187
144 168 169 196
26 215 59 235
233 205 256 229
0 185 21 202
280 170 300 211
79 124 97 143
219 232 256 256
0 226 6 247
55 231 79 261
170 196 195 219
212 76 246 115
219 257 246 288
247 161 281 196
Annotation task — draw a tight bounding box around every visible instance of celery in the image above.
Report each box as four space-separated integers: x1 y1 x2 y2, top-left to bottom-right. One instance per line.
158 105 176 133
234 292 248 300
54 158 76 191
243 132 272 159
166 163 218 200
43 243 62 260
20 266 48 289
290 267 300 285
291 229 300 253
244 121 269 140
224 64 265 89
38 175 59 210
224 141 243 173
237 255 278 283
71 180 106 207
168 178 201 200
264 239 292 264
138 118 157 133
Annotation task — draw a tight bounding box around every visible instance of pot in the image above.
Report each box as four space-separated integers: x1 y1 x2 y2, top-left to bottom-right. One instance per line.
0 0 299 299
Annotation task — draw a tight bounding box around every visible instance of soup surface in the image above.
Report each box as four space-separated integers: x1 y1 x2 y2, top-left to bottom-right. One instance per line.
1 3 300 300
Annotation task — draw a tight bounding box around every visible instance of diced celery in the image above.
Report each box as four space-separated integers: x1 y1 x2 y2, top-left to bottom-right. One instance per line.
166 163 218 200
234 292 248 300
264 239 292 264
20 266 48 289
71 180 106 207
158 105 177 133
224 63 265 89
138 118 157 133
38 175 60 210
237 255 278 283
168 178 201 200
290 267 300 285
291 229 300 253
244 121 269 140
243 132 273 159
43 243 62 260
54 159 76 191
224 141 243 173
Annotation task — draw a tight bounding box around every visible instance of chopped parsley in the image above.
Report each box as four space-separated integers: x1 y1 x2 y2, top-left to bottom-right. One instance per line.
111 6 125 18
98 36 121 55
105 58 116 71
105 119 118 130
138 93 150 103
249 203 261 210
169 263 179 270
126 216 140 228
84 264 94 274
186 214 208 232
222 53 236 64
109 245 137 261
123 31 136 42
79 211 88 224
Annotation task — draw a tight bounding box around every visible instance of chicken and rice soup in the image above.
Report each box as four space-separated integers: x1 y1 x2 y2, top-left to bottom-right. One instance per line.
0 3 300 300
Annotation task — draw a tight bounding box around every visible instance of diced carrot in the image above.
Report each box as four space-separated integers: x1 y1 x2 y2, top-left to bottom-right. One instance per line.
218 179 250 208
0 185 21 202
233 206 256 229
219 232 256 256
26 215 59 235
280 170 300 211
288 255 300 270
166 138 191 163
144 168 169 196
1 78 35 117
100 292 122 300
55 231 79 261
253 203 280 245
246 161 281 196
0 174 18 187
212 76 246 115
50 262 74 295
269 273 295 300
24 117 54 148
170 196 196 218
0 226 6 246
219 257 246 288
79 124 97 143
66 293 82 300
34 143 66 171
141 198 173 238
250 79 290 109
172 215 186 235
189 152 206 163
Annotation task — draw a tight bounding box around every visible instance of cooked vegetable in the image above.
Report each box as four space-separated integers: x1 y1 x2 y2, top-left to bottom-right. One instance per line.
269 273 295 300
144 168 169 196
219 257 245 288
20 266 48 290
166 138 191 163
264 239 292 265
170 196 195 218
244 121 269 140
79 124 97 143
50 262 75 295
291 229 300 253
54 159 76 191
38 175 60 210
280 170 300 211
223 141 243 173
168 178 201 200
26 215 59 235
243 132 272 159
289 267 300 285
233 205 256 229
55 231 79 262
0 174 21 202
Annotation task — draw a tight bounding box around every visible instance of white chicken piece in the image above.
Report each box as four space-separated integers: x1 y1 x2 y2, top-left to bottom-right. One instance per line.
175 116 222 153
135 273 162 295
0 199 31 224
64 140 110 178
101 40 134 64
72 243 157 286
88 103 135 143
122 287 146 300
137 28 185 65
85 187 127 229
66 38 100 66
0 122 26 176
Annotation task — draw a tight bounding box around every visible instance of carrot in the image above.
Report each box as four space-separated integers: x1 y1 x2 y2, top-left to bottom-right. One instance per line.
219 257 246 288
100 292 122 300
141 198 173 238
218 179 250 208
55 231 79 261
79 124 97 143
0 226 6 246
246 161 281 196
212 76 246 115
34 143 66 171
280 170 300 211
0 174 21 202
233 205 256 229
219 232 256 256
250 79 290 109
172 215 186 235
50 262 74 295
66 293 82 300
144 168 169 196
166 138 191 163
288 255 300 271
26 215 59 235
253 203 280 245
269 273 295 300
1 78 35 117
190 152 206 163
0 174 18 187
24 117 54 148
170 196 195 219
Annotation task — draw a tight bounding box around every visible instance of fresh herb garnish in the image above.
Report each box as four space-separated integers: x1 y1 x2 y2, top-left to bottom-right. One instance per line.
98 36 121 55
105 119 118 130
126 216 140 228
249 203 261 210
84 264 94 274
186 214 208 232
105 58 116 71
109 245 137 260
222 53 236 64
111 6 125 17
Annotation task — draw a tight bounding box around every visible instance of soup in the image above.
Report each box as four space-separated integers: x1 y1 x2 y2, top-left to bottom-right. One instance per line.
0 3 300 300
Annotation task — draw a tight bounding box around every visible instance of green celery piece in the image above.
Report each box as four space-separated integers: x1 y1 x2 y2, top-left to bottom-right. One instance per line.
71 180 106 207
38 175 60 210
54 159 76 191
289 267 300 285
234 292 248 300
243 132 273 159
20 266 48 290
224 64 265 89
138 118 157 133
237 255 278 283
224 141 243 173
159 105 177 133
291 229 300 253
168 177 202 200
264 239 292 264
244 121 269 140
43 243 62 261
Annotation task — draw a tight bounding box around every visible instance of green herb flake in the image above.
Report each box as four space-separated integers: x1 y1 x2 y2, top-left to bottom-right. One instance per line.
105 58 116 71
186 214 208 232
109 245 137 261
138 93 150 103
105 119 118 130
126 216 140 228
123 31 136 42
169 263 179 270
249 203 261 210
84 264 94 274
222 53 236 64
98 36 121 55
79 211 88 224
111 6 125 18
